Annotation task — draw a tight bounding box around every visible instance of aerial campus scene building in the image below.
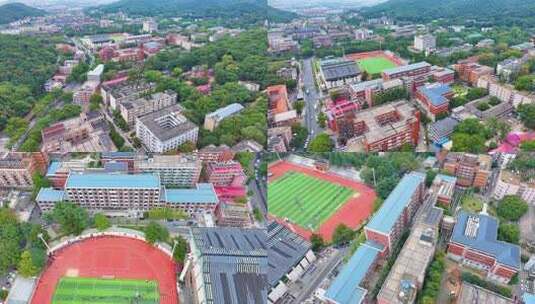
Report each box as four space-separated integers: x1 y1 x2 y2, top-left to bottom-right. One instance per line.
3 0 535 303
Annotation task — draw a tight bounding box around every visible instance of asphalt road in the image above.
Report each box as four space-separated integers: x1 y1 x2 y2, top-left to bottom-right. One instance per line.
302 58 322 138
290 247 348 303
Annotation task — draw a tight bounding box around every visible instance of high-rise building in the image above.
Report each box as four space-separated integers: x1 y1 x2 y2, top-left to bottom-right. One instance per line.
136 154 201 187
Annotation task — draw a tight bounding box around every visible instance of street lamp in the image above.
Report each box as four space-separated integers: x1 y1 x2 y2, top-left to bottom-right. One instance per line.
38 233 51 252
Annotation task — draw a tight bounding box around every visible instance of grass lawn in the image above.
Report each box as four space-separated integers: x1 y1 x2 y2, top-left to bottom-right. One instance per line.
52 277 159 304
461 195 484 213
452 84 468 98
356 57 398 75
268 171 356 230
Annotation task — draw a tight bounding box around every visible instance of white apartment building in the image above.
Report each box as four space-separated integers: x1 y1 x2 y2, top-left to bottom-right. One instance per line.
136 154 201 187
493 170 535 205
135 104 198 153
414 34 436 52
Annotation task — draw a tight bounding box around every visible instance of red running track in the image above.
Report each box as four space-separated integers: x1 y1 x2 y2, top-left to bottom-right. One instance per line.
268 161 376 242
31 236 178 304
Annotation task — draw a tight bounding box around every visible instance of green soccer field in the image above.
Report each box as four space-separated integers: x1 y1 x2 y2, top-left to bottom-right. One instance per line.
268 172 355 230
357 57 398 75
52 277 160 304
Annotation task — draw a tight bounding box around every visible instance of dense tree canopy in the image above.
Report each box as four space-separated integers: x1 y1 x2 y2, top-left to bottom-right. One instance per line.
47 202 89 236
496 195 528 221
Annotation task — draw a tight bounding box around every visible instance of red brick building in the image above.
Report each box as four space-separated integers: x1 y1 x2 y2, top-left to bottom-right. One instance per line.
442 153 492 188
205 161 247 187
415 83 453 119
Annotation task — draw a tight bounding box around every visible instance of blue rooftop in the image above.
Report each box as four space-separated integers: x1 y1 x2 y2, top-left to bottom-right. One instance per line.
451 211 521 269
523 293 535 304
36 188 65 202
46 161 61 177
324 242 382 304
165 184 218 204
65 173 160 189
366 172 425 234
418 83 452 106
382 62 431 76
436 173 457 184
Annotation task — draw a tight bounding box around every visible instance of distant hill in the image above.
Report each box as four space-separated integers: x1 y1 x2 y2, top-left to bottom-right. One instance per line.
0 2 45 24
363 0 535 26
97 0 296 23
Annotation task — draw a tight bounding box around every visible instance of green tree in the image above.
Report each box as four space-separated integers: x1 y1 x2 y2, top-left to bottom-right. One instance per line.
332 224 355 246
425 170 438 187
496 195 528 221
93 213 110 231
294 101 305 116
172 236 188 263
310 234 325 252
498 223 520 244
48 202 89 235
145 222 169 245
518 103 535 129
308 133 333 152
18 250 37 277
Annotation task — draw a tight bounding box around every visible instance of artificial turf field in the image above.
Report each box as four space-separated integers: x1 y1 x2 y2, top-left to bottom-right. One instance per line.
357 57 398 75
52 277 159 304
268 171 356 230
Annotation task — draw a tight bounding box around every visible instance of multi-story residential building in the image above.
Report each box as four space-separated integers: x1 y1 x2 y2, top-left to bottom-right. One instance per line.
415 83 453 120
382 62 431 81
135 104 199 153
267 221 316 304
414 34 436 52
346 100 420 152
136 154 201 187
63 173 162 217
205 161 247 187
142 19 158 33
197 145 235 163
267 84 297 127
73 81 99 104
318 57 361 89
428 117 460 145
38 172 218 216
267 126 293 152
100 81 155 110
377 206 443 304
119 91 176 126
477 75 535 107
0 153 47 189
203 103 244 131
324 172 426 304
87 64 104 82
433 174 457 206
443 153 492 188
493 170 535 205
101 152 136 172
447 211 520 283
186 227 268 304
348 78 404 107
364 172 426 254
215 202 252 227
454 60 494 86
41 112 114 153
164 184 218 215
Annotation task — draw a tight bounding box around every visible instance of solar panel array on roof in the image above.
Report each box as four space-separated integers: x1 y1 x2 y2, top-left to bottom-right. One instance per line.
266 222 312 287
320 58 361 81
192 227 268 304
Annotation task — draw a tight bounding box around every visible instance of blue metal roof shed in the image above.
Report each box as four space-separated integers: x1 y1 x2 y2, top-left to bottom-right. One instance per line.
165 184 218 204
366 172 425 235
324 241 382 304
36 188 65 202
